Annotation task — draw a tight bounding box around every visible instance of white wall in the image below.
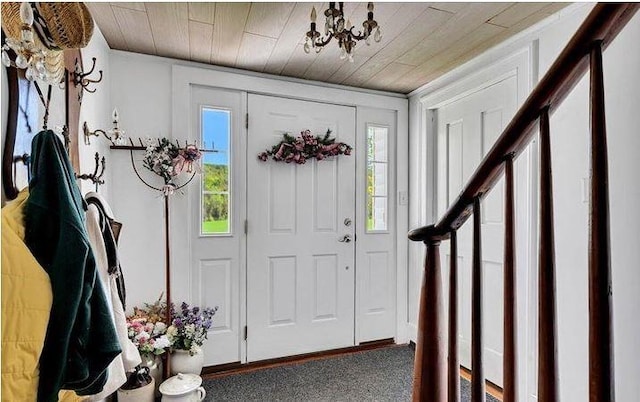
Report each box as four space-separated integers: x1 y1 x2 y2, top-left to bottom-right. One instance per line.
408 4 640 401
541 6 640 402
109 53 174 310
77 27 114 199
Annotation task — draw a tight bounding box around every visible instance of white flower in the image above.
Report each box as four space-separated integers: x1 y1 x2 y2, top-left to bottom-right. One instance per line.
135 331 150 342
154 335 171 350
166 325 177 341
153 322 167 335
189 344 202 355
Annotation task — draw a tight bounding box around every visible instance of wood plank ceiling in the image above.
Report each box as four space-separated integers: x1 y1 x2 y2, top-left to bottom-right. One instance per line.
87 2 569 94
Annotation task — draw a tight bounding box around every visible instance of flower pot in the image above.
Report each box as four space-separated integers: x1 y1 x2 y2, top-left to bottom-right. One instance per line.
141 353 163 398
170 349 204 375
117 377 155 402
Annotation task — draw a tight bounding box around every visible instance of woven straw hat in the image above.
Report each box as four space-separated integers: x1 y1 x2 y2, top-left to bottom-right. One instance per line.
32 2 94 50
2 3 93 50
1 2 27 40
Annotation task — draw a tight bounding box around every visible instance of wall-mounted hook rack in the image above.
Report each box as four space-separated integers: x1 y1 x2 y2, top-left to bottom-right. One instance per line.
76 152 106 192
72 57 103 102
109 137 218 153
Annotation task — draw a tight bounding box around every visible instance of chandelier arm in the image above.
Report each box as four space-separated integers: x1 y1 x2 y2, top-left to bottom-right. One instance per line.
349 28 368 41
314 33 334 47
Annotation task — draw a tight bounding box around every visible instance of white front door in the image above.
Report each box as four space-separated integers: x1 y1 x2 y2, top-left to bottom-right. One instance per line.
246 94 356 362
436 76 518 386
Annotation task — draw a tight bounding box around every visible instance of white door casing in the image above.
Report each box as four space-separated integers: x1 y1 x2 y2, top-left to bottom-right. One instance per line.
436 76 517 387
246 94 356 362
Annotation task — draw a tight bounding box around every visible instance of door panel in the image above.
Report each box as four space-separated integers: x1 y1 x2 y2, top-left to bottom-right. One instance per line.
247 94 356 362
436 76 517 386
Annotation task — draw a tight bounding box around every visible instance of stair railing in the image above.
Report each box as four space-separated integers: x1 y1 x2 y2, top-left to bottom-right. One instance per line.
408 4 639 402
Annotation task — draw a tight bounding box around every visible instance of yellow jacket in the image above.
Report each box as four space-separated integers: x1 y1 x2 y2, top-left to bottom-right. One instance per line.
1 190 81 402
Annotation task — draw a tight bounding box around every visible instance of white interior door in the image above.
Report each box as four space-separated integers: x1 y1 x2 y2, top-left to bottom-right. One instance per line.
247 94 356 362
436 76 518 386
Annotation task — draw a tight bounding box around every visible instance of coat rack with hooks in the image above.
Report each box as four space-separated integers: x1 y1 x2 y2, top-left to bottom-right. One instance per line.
76 152 106 192
72 57 102 102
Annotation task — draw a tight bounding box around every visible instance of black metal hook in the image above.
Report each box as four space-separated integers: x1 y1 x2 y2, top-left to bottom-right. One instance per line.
72 57 103 100
76 152 106 191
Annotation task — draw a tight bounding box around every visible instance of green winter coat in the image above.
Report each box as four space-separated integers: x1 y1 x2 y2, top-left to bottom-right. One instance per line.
25 130 121 402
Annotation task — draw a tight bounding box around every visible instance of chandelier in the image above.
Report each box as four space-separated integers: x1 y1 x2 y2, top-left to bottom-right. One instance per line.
305 2 381 62
1 2 64 84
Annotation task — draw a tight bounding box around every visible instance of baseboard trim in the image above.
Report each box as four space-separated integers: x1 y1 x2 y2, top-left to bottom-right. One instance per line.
460 366 504 401
202 338 398 379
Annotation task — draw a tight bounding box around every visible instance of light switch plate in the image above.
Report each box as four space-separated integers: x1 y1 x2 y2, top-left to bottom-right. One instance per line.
398 191 408 205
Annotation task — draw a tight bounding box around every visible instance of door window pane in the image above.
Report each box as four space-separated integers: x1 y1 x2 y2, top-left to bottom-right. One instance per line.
366 125 389 232
201 108 231 235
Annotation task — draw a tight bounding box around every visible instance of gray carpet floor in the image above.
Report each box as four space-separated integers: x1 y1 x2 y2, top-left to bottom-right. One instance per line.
203 346 499 401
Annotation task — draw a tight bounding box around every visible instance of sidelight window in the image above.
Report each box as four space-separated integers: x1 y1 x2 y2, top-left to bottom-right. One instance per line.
366 125 389 232
201 107 231 235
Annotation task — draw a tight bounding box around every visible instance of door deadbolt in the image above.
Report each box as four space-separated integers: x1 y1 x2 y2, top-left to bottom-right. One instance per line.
343 218 352 226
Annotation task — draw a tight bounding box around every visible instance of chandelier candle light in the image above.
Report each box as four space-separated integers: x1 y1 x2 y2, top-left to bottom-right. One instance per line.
305 2 381 62
1 2 64 83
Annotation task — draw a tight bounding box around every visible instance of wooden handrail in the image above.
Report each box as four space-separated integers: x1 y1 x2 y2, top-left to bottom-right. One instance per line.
408 3 638 243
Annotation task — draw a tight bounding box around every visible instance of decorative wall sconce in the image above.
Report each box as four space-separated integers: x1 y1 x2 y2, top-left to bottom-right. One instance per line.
72 56 102 101
83 109 127 146
76 152 106 191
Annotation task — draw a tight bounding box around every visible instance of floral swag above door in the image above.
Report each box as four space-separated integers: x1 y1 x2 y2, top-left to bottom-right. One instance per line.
258 129 352 164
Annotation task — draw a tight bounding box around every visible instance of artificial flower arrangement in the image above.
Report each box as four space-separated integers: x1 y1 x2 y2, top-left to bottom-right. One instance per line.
167 302 218 356
142 137 202 194
258 129 352 164
126 296 171 357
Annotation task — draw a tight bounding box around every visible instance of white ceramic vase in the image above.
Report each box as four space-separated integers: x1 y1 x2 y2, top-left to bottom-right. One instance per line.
170 349 204 375
117 377 155 402
141 353 163 398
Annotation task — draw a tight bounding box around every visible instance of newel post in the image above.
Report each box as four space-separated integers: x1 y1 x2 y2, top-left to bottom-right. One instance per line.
413 239 446 402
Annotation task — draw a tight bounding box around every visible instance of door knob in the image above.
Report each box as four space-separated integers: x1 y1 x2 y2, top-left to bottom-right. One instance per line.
338 234 352 243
